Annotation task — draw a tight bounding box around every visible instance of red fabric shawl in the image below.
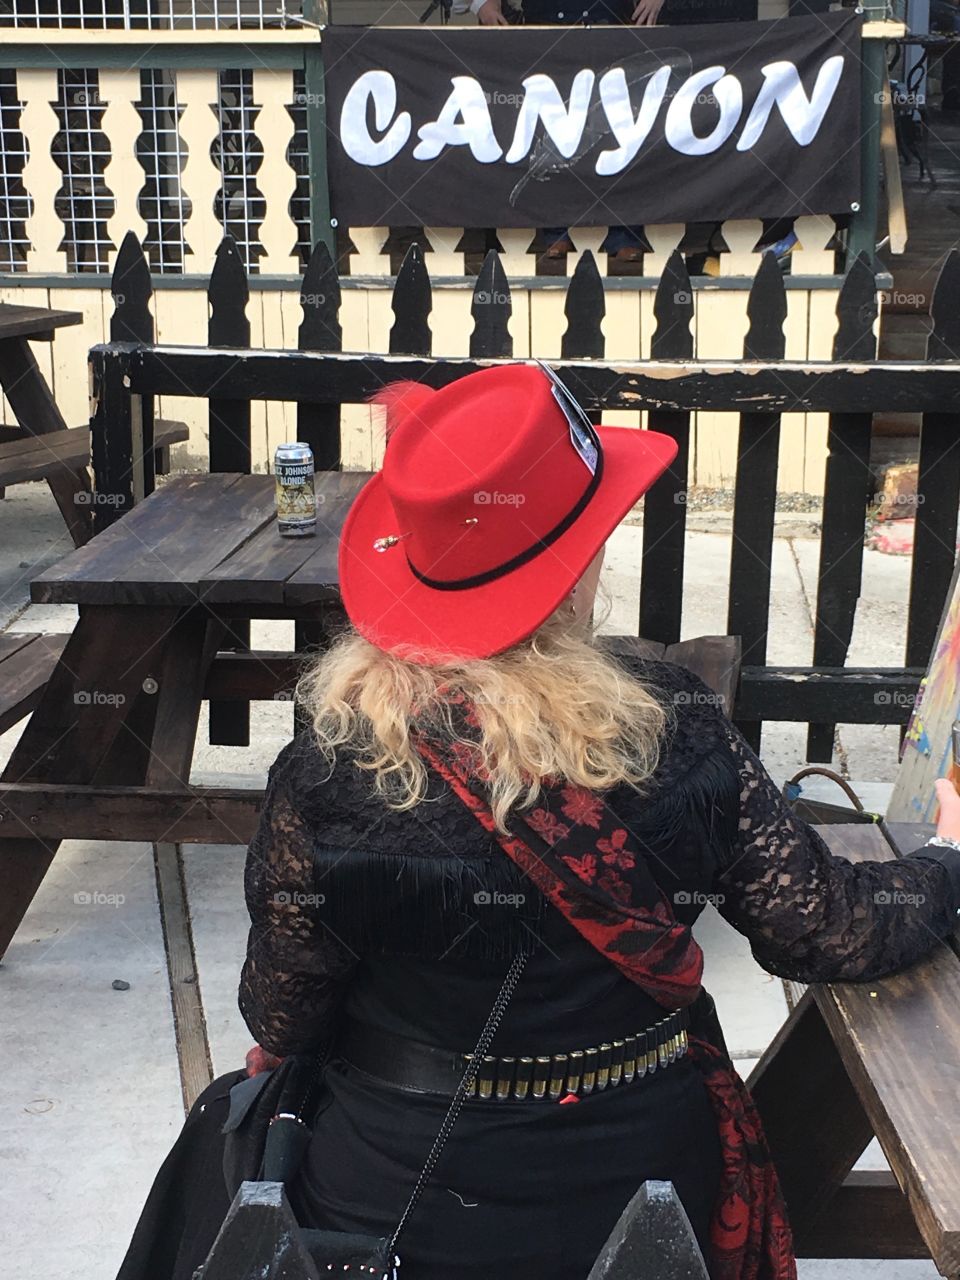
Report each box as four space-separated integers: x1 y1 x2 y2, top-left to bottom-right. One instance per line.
412 717 796 1280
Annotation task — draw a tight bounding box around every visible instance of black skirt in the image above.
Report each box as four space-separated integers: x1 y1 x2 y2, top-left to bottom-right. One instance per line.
290 1052 723 1280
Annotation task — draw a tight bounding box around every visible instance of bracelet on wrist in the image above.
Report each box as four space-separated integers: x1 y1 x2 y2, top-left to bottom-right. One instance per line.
926 835 960 855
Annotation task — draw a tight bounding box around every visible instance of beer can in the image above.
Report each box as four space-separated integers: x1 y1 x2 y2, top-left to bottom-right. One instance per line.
274 442 316 538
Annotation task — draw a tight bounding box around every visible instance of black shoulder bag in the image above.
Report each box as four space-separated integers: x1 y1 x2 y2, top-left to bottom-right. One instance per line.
218 949 530 1280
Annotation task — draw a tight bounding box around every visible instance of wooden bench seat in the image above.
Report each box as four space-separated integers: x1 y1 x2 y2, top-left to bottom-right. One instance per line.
0 419 189 490
0 633 69 736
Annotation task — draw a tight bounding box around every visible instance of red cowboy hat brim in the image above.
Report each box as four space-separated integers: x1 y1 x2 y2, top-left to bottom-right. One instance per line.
338 425 678 663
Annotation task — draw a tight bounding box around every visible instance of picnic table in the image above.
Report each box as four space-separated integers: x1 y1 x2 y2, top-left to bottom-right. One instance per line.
0 301 92 544
0 470 368 956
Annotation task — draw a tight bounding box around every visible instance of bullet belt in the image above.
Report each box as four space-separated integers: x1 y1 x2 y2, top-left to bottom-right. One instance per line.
338 1007 690 1104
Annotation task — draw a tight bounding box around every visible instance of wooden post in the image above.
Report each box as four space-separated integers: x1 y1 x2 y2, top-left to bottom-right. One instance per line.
906 250 960 672
639 250 694 645
90 343 137 536
728 251 787 753
208 235 252 747
806 253 878 761
303 0 333 261
587 1180 709 1280
109 231 156 502
846 10 887 270
201 1182 321 1280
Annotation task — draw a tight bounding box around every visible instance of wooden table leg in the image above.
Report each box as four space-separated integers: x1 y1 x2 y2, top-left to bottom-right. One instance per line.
0 335 93 545
0 605 179 955
140 611 226 1109
747 990 874 1238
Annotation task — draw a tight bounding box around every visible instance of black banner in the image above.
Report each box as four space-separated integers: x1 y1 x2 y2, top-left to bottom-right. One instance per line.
323 12 861 228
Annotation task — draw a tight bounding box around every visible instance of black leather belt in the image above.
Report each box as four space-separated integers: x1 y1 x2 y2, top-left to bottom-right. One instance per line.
338 1007 691 1103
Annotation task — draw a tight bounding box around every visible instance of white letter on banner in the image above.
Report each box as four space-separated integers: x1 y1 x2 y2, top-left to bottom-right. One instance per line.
664 66 743 156
340 70 411 165
414 76 502 161
504 70 596 164
737 56 844 151
595 65 671 176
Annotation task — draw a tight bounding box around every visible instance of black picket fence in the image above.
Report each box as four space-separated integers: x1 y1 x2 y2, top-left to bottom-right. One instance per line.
91 231 960 759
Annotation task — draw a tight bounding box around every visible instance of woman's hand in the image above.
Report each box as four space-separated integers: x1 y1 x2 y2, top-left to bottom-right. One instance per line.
477 0 510 23
245 1044 283 1077
632 0 665 23
935 776 960 843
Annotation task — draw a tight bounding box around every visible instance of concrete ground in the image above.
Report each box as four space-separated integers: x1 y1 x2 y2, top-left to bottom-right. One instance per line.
0 480 937 1279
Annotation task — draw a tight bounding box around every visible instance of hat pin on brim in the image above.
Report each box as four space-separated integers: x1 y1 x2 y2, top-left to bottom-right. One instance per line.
373 517 479 554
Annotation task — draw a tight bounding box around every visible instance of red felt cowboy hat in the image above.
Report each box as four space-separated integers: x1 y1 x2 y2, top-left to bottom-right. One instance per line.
337 362 678 664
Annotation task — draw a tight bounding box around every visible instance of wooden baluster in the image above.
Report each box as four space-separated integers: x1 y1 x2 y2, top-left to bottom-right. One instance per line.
470 250 512 360
252 69 299 276
639 251 694 646
178 69 223 273
728 251 787 753
208 235 252 747
906 250 960 672
17 69 68 273
807 253 878 761
100 70 150 270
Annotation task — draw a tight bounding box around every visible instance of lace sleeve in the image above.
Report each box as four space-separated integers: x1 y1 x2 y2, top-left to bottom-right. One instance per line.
713 720 960 983
238 746 358 1057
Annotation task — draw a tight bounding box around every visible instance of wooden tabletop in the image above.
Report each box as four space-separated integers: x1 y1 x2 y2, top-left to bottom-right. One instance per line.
31 471 371 608
0 302 83 343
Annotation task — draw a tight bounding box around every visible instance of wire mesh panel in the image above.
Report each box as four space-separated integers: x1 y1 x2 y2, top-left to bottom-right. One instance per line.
0 73 31 272
137 70 191 272
52 70 115 272
212 70 266 272
0 0 299 26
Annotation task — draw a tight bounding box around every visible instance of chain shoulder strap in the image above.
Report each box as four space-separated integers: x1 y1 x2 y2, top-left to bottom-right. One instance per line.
386 948 530 1258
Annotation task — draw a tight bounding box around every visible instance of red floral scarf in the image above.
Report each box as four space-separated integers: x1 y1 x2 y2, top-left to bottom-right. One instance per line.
412 716 796 1280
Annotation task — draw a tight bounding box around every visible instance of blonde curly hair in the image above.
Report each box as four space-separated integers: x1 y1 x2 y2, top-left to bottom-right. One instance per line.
296 597 672 833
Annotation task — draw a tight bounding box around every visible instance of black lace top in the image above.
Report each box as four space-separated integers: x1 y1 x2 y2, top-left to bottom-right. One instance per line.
239 657 960 1058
